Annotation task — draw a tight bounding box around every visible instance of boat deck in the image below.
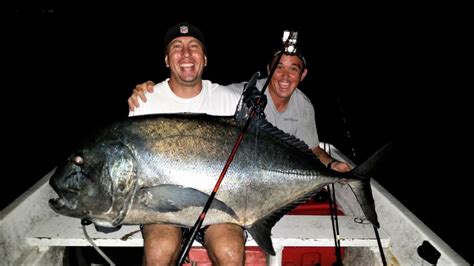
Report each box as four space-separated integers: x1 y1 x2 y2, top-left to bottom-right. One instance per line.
28 212 389 248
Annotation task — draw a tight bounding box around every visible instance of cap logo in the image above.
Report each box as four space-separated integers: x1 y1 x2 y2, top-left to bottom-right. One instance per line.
180 25 189 34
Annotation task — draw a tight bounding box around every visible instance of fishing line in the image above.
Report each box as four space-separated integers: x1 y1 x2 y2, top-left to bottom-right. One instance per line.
336 97 357 161
81 219 116 266
348 183 369 224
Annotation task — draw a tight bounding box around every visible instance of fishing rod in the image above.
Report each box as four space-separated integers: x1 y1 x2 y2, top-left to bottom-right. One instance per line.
337 97 358 161
336 97 387 266
177 31 299 265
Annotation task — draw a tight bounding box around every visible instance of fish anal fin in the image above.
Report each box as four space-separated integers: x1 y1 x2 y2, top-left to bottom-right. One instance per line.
248 221 275 256
247 188 326 255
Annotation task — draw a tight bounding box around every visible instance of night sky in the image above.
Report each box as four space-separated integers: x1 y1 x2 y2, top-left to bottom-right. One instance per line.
5 3 471 264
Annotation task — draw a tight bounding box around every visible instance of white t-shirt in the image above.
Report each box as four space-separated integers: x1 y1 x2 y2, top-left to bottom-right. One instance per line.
226 78 319 149
129 79 241 117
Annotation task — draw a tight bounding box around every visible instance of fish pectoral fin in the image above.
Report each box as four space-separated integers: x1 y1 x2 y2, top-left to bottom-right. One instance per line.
138 184 238 218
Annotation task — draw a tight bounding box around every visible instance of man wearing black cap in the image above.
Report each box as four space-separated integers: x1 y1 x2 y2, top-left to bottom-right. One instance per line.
130 22 241 117
129 22 246 265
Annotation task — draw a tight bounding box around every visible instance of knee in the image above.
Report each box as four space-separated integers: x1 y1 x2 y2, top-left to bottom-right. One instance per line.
208 241 245 265
205 224 245 265
142 224 182 265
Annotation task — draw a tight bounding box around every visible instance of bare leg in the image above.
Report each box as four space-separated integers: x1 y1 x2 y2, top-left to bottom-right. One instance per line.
142 224 182 266
204 223 245 266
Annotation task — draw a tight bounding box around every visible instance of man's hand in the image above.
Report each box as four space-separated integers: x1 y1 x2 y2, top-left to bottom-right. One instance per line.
242 86 267 118
128 80 155 111
330 161 352 172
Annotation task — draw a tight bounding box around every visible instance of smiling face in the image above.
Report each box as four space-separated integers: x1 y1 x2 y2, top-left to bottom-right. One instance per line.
268 54 308 102
165 36 207 87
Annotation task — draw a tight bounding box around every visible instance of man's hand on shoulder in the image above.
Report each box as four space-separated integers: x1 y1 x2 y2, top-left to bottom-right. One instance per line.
128 80 155 111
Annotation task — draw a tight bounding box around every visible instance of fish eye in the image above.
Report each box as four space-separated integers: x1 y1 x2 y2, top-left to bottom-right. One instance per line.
72 155 84 166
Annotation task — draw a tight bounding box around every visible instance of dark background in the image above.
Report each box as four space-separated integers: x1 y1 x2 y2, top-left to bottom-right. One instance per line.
5 3 471 264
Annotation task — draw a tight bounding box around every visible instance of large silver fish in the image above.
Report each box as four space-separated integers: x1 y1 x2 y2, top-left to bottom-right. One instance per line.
49 114 384 255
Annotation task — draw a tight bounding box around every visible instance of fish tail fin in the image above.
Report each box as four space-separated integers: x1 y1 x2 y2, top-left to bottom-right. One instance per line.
352 141 392 179
348 141 392 228
348 179 380 227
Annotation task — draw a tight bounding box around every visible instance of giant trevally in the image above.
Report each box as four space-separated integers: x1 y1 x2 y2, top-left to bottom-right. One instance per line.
49 113 386 255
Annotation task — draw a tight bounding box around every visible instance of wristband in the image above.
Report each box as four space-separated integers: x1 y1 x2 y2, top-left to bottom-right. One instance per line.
327 158 337 169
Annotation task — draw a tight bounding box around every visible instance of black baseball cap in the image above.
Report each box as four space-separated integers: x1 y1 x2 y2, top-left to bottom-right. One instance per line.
163 22 206 54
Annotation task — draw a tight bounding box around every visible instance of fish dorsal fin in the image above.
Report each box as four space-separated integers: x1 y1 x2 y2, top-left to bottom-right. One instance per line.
247 188 324 255
254 118 316 159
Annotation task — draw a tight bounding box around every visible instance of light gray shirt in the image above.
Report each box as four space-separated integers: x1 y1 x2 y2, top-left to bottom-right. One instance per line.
226 78 319 149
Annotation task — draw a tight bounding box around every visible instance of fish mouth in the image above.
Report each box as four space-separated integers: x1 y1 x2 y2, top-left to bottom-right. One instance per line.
49 171 87 212
48 188 79 211
49 196 77 213
49 197 68 210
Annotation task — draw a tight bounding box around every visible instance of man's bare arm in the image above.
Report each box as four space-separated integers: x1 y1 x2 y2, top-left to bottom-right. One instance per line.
312 146 352 172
